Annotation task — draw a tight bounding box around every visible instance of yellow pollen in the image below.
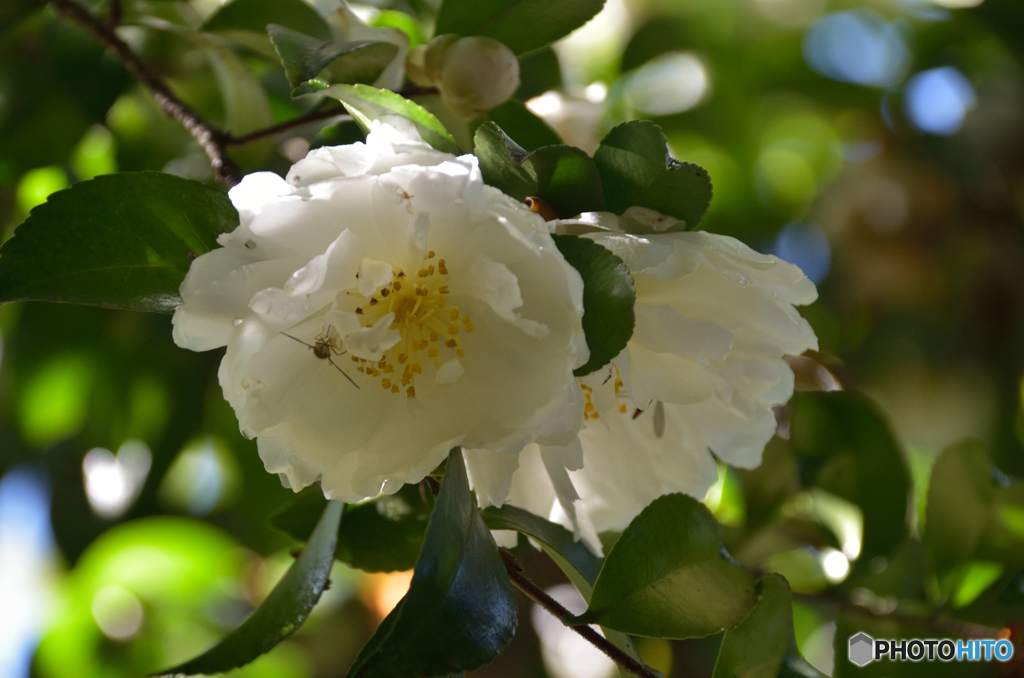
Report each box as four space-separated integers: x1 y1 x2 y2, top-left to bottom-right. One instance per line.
348 252 468 399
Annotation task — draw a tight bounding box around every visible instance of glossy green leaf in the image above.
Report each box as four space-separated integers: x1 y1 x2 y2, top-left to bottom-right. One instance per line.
202 0 331 41
482 504 602 594
578 493 755 638
789 392 911 570
0 172 237 312
270 484 434 573
435 0 606 55
347 449 516 677
269 25 398 90
316 84 459 154
488 98 562 151
594 120 712 231
479 504 647 674
713 574 793 678
552 234 635 376
474 122 603 217
154 500 344 675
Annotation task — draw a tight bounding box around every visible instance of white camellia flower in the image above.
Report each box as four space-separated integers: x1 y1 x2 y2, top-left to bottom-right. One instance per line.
172 120 588 502
466 210 818 550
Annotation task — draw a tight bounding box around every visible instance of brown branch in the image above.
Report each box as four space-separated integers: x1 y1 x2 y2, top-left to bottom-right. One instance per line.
49 0 242 186
225 106 351 147
499 549 662 678
50 0 439 186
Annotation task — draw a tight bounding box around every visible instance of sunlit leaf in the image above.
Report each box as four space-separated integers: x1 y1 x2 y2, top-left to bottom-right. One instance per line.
578 493 755 639
315 84 459 154
0 172 237 311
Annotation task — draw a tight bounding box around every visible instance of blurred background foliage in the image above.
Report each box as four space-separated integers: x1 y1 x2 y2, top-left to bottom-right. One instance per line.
2 0 1024 676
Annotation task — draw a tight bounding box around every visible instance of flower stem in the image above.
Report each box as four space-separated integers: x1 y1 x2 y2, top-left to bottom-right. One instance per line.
498 549 662 678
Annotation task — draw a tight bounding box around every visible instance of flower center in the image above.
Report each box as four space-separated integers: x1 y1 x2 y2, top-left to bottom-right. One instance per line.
350 251 474 398
581 371 629 420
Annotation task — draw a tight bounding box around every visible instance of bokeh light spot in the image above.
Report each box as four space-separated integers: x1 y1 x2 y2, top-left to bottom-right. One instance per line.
803 10 909 87
904 66 975 135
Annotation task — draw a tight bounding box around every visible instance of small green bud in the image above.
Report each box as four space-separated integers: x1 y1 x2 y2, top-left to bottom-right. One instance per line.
426 35 520 119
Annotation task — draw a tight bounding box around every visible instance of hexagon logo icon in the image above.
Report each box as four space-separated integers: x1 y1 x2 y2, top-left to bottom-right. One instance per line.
849 632 875 667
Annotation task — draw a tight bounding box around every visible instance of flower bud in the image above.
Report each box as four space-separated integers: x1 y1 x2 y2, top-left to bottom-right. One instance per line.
425 35 520 119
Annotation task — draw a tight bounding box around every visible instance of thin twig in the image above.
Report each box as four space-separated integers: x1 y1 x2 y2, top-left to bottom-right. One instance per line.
49 0 242 186
225 107 351 147
499 549 661 678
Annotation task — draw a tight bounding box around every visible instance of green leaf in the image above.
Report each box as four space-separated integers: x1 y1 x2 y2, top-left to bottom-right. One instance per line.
474 122 603 217
0 172 237 312
515 47 563 101
594 120 712 231
479 504 647 675
202 0 331 41
552 234 635 377
270 484 435 573
925 440 995 576
481 504 601 595
578 493 755 638
789 392 911 570
206 45 274 136
713 574 793 678
347 449 517 677
316 84 459 154
269 25 399 90
488 98 562 151
154 500 344 676
435 0 606 55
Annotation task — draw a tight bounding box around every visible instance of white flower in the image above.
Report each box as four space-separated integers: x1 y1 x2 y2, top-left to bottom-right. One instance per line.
172 120 588 502
467 213 818 548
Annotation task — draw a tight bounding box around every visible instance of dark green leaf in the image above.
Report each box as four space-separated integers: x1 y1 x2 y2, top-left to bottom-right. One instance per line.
269 25 398 90
347 449 516 677
488 98 562 151
270 484 434 573
924 440 994 576
203 0 331 41
435 0 605 55
713 574 793 678
552 234 635 376
479 504 646 673
316 84 459 154
789 392 911 571
578 493 755 638
154 500 344 676
594 120 712 231
0 172 237 312
515 48 563 101
312 118 367 150
482 504 602 593
474 122 602 217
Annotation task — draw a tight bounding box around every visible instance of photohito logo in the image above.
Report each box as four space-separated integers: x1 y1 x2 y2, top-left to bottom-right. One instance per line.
848 633 1014 666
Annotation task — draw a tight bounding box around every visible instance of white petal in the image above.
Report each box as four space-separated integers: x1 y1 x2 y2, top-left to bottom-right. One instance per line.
357 257 395 297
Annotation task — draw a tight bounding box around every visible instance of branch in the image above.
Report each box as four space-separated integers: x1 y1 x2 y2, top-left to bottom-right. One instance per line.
225 107 351 147
49 0 242 186
499 549 661 678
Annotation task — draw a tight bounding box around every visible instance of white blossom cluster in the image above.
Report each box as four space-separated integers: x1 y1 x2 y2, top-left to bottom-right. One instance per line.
173 121 818 544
